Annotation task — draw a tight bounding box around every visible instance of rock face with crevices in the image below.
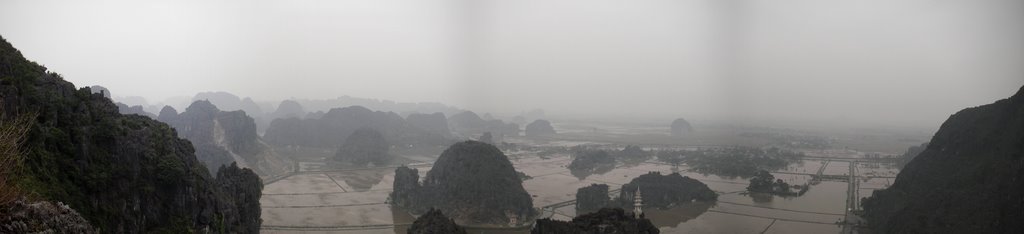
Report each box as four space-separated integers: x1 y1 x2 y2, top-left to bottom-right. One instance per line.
0 35 262 233
862 85 1024 233
0 198 96 234
158 100 293 177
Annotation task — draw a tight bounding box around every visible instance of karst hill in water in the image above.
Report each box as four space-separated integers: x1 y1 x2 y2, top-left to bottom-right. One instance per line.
391 140 535 225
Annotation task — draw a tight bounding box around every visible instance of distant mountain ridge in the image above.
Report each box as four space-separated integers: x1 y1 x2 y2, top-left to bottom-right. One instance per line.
264 105 451 149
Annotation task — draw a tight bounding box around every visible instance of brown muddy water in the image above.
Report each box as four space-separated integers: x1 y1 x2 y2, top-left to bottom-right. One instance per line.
261 146 894 234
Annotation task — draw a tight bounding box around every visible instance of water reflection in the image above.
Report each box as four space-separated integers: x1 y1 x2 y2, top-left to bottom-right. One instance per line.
390 205 415 233
337 169 389 192
750 192 774 203
644 201 715 228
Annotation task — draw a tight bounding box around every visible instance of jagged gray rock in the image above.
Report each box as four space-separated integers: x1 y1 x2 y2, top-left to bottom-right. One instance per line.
0 198 97 234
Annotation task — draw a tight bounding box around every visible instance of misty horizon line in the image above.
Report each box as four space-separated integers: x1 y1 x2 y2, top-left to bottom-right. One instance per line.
95 86 956 133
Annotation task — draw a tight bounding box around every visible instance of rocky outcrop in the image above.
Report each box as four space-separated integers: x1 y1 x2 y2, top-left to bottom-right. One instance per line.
0 35 261 233
264 105 449 148
576 184 611 215
192 92 270 132
390 166 421 209
159 100 292 177
157 105 179 123
335 127 391 166
862 86 1024 233
618 172 717 209
193 91 249 113
407 209 468 234
532 208 660 234
669 118 693 137
525 119 556 137
214 163 263 234
116 102 155 118
88 85 109 98
0 198 96 233
390 141 535 225
159 100 234 174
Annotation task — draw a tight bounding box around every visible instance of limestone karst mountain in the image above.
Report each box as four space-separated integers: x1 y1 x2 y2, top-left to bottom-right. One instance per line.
862 85 1024 233
270 99 306 120
158 100 294 178
391 141 535 225
406 112 452 138
334 127 391 166
669 118 693 137
448 111 520 141
525 119 556 137
618 172 717 210
0 35 262 233
575 184 611 215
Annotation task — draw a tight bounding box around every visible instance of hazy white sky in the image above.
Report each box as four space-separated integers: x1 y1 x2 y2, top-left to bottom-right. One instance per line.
1 0 1021 128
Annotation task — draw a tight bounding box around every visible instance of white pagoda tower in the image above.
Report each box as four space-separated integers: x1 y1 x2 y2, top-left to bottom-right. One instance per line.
633 185 643 218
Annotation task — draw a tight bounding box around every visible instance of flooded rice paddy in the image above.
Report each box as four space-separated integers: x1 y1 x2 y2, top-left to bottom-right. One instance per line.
261 146 898 233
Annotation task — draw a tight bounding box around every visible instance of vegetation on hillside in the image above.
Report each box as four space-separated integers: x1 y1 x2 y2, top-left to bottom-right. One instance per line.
862 86 1024 233
532 208 659 234
391 141 535 225
0 35 262 233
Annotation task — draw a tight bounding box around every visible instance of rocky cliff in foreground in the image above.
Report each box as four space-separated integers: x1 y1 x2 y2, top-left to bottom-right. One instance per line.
532 208 659 234
862 85 1024 233
0 35 262 233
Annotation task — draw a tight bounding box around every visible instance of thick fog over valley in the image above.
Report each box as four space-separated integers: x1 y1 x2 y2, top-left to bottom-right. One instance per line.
1 1 1022 234
2 0 1021 129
